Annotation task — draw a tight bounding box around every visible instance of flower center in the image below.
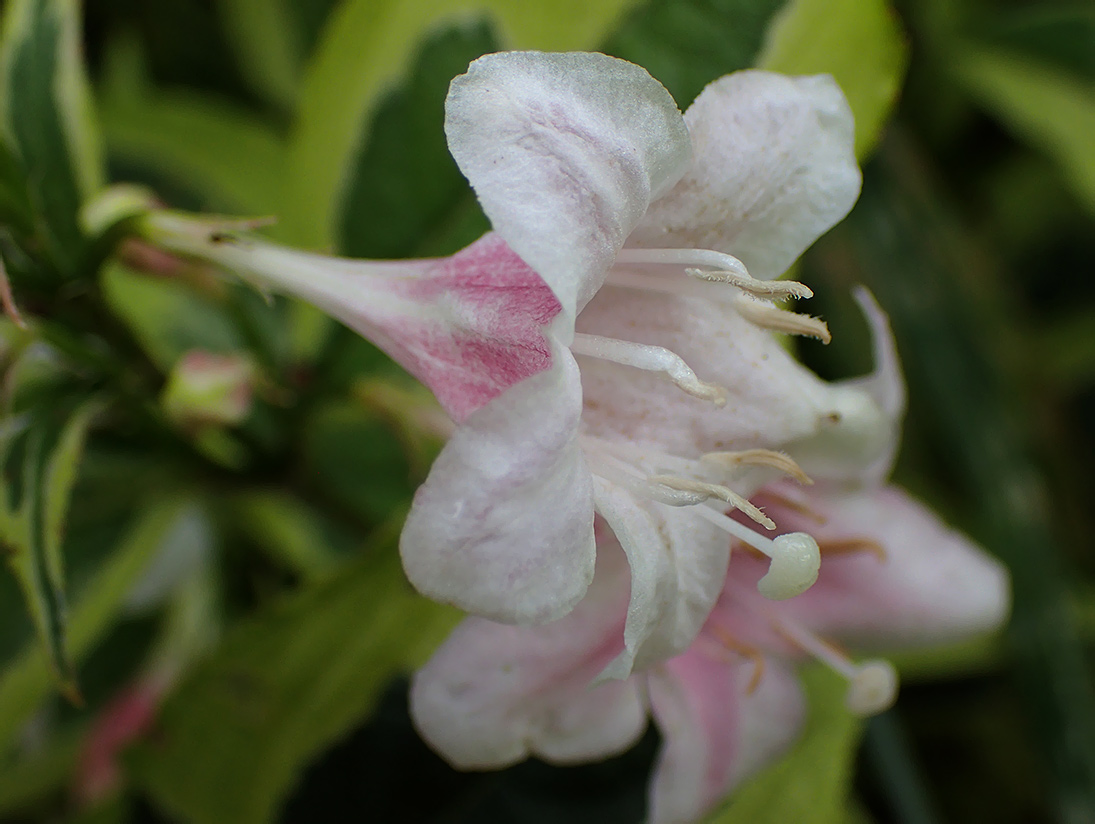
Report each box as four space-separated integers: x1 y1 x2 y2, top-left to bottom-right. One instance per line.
605 246 831 342
583 438 821 601
706 592 899 717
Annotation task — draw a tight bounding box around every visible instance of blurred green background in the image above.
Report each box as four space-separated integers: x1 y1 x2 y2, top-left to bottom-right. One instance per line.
0 0 1093 822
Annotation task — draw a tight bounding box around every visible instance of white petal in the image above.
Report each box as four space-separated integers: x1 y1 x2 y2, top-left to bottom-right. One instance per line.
788 287 906 484
410 545 645 769
577 288 847 471
592 479 729 679
767 485 1011 647
630 71 860 281
445 51 692 327
646 653 804 824
400 339 595 624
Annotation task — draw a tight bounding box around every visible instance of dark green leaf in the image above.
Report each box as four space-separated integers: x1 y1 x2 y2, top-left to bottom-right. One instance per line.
337 21 497 259
0 0 103 276
0 401 98 693
131 533 460 824
604 0 787 107
0 499 188 749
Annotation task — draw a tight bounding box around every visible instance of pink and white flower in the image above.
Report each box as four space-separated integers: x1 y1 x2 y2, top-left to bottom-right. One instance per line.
409 470 1010 824
142 51 884 677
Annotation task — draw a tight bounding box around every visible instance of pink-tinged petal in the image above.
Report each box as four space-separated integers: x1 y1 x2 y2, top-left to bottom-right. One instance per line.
401 340 595 625
646 652 804 824
145 218 562 422
734 485 1010 650
410 544 644 769
445 51 692 327
577 288 854 467
593 479 729 679
631 71 860 282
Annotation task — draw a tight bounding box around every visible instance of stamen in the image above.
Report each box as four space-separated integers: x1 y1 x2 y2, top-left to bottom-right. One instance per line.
734 296 831 343
760 486 830 525
701 449 813 485
612 247 813 300
571 333 726 405
706 625 767 693
690 506 820 599
684 268 812 300
648 475 775 529
773 616 898 716
818 537 888 562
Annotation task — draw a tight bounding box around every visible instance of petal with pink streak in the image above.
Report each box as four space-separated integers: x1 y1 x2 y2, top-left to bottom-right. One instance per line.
445 51 692 327
410 544 644 769
592 479 729 680
400 339 595 625
737 485 1010 650
646 652 804 824
630 71 860 282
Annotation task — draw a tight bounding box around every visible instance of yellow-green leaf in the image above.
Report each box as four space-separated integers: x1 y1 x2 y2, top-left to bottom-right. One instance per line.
757 0 908 159
704 667 864 824
282 0 642 248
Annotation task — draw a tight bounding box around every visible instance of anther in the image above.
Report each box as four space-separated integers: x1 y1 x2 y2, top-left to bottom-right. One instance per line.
818 537 888 562
706 625 767 693
649 475 775 529
846 660 899 716
701 449 813 485
684 268 812 300
570 333 726 405
734 296 831 343
611 247 813 301
768 614 900 717
690 506 821 599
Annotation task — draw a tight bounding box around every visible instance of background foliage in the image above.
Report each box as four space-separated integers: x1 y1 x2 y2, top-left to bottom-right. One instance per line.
0 0 1092 822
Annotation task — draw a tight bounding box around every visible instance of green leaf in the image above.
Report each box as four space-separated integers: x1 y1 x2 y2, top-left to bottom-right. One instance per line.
98 43 285 216
0 725 84 817
282 0 643 249
0 138 34 236
101 263 249 373
604 0 787 108
952 46 1095 217
757 0 909 158
705 666 864 824
218 0 302 111
0 499 187 750
970 5 1095 83
337 20 497 258
229 491 344 581
131 531 460 824
1 401 99 693
0 0 103 275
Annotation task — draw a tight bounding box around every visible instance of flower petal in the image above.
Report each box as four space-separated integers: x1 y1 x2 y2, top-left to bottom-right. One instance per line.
630 70 860 281
577 288 853 471
738 485 1010 649
445 51 692 327
400 339 595 624
410 544 644 769
593 479 729 679
783 288 904 484
646 652 804 824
